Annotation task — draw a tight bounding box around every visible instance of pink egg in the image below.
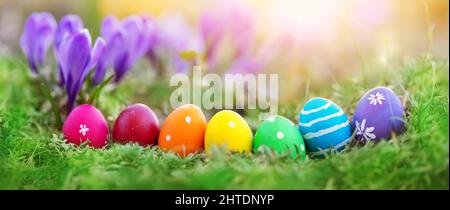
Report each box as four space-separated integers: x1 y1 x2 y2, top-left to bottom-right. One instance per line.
62 104 109 148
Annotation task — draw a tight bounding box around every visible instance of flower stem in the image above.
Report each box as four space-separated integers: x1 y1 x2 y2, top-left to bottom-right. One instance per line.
87 74 114 105
38 75 63 129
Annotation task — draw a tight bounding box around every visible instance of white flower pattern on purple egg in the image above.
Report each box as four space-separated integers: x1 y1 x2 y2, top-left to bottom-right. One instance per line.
368 92 385 106
355 119 376 142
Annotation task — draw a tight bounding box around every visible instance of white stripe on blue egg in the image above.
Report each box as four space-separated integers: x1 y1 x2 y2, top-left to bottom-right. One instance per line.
299 97 352 154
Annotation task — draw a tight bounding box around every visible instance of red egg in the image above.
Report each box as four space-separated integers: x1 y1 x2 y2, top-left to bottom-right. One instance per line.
62 104 109 148
112 103 159 146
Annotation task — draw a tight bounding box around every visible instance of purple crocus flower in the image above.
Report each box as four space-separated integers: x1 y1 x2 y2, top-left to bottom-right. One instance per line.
54 14 84 85
227 6 255 59
93 15 154 85
20 12 57 73
199 12 223 69
147 14 203 73
198 3 256 72
55 15 84 50
57 29 105 111
227 56 262 74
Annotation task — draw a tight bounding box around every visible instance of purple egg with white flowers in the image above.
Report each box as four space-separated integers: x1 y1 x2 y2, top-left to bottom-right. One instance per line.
352 87 405 143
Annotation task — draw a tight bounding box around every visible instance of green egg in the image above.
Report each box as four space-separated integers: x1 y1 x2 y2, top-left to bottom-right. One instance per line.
253 115 306 159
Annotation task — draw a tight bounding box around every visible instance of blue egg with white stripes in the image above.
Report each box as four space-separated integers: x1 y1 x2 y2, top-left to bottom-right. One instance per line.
298 97 352 157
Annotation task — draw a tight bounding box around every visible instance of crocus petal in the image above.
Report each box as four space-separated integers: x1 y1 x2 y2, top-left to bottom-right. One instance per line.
20 12 57 73
93 32 124 85
172 55 190 73
93 61 107 86
199 12 223 62
35 13 57 66
96 15 156 84
55 14 84 50
86 37 106 72
116 16 153 82
97 16 133 84
22 16 40 70
101 16 120 40
58 29 92 112
113 52 130 83
227 57 261 74
199 13 223 45
122 15 155 68
81 37 106 87
66 29 92 89
54 14 84 86
227 5 255 58
57 28 104 111
20 34 37 72
134 16 154 58
57 32 75 85
121 16 142 70
141 16 157 52
151 15 204 73
110 30 128 83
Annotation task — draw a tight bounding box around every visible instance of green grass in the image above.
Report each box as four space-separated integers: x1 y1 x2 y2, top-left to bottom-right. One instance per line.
0 55 448 189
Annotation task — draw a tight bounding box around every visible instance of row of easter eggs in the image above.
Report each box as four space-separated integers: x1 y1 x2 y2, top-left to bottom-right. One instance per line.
62 87 405 158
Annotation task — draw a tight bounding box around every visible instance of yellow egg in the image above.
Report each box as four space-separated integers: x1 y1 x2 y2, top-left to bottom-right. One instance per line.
204 110 253 154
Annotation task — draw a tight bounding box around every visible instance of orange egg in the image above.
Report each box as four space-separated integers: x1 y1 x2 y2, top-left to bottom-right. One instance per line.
158 104 207 157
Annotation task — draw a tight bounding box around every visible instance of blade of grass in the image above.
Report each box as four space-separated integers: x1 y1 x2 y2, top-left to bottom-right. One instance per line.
87 74 114 105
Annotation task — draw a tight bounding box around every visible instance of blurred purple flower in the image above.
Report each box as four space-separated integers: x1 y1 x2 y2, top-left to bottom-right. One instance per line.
20 12 57 73
199 12 223 69
93 15 154 84
54 14 84 85
198 3 256 72
92 16 123 85
227 57 262 74
148 14 204 73
227 6 255 59
57 29 105 111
